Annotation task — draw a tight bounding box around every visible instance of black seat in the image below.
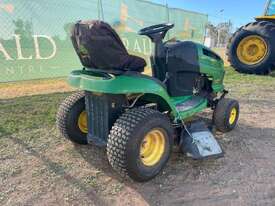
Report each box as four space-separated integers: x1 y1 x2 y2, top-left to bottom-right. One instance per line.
122 54 146 73
71 20 146 73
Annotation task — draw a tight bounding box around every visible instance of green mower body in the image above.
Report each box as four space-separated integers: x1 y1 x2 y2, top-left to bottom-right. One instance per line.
68 42 225 121
57 22 239 182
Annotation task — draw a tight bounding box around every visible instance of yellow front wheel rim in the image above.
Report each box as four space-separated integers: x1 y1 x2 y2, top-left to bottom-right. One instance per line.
237 35 268 65
78 111 88 133
229 108 237 125
140 129 166 167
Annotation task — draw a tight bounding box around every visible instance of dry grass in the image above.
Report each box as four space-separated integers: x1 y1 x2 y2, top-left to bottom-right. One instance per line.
0 78 74 100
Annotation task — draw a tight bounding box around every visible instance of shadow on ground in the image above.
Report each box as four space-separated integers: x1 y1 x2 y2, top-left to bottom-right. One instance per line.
72 120 275 206
7 136 107 206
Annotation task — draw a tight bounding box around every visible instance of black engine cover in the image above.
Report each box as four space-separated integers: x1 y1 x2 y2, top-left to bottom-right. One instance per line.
165 41 200 96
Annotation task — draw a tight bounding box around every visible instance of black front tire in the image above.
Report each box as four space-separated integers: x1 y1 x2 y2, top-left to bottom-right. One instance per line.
213 98 240 133
107 108 174 182
56 92 88 145
227 21 275 75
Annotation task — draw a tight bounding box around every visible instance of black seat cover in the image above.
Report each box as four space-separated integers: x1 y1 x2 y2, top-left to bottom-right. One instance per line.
71 20 146 73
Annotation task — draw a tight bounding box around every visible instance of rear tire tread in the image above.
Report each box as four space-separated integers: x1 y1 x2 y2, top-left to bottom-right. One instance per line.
56 91 87 145
107 108 172 182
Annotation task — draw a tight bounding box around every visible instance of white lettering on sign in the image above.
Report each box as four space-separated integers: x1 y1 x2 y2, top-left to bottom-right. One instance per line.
121 37 129 50
33 35 57 60
0 34 57 60
0 41 13 60
121 37 152 55
142 38 152 55
13 34 32 60
133 39 142 53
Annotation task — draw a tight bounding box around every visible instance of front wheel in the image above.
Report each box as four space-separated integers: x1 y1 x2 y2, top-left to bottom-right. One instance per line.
213 98 240 133
107 108 174 182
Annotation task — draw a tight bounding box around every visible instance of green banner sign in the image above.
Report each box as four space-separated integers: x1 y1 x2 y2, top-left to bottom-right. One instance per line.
0 0 208 82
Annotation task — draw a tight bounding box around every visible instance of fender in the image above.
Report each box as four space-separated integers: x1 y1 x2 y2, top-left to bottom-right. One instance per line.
68 70 178 115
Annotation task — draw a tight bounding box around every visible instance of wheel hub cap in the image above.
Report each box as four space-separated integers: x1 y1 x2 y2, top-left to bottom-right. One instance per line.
229 108 237 125
78 111 88 133
140 129 165 167
237 35 268 65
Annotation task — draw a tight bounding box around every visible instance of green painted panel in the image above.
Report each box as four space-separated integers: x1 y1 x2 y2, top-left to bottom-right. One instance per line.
0 0 208 82
68 69 178 115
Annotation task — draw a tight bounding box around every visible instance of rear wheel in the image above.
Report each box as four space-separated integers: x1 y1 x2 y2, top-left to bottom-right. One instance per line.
107 108 173 182
227 21 275 75
213 98 240 133
56 92 88 145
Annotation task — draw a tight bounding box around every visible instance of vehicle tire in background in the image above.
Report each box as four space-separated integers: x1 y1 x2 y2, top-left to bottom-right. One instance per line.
227 21 275 75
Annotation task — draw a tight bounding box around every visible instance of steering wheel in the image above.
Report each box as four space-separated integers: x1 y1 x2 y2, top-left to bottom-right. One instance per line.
138 23 174 36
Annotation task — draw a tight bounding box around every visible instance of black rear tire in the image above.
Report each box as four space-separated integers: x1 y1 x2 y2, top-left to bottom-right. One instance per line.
56 92 88 145
107 108 174 182
227 21 275 75
213 98 239 133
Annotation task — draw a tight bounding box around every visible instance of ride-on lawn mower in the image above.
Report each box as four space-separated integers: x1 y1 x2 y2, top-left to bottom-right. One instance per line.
56 20 240 182
227 0 275 75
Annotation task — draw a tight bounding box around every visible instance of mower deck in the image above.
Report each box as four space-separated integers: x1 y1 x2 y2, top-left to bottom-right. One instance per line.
172 96 208 119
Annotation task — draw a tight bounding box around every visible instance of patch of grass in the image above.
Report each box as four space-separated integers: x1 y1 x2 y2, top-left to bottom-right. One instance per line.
0 92 71 137
223 67 275 96
0 78 67 89
83 175 99 188
0 126 8 137
0 165 22 181
109 182 124 195
225 67 275 86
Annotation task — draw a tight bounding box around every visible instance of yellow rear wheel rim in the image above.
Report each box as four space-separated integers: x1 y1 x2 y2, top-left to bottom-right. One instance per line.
140 129 166 167
229 108 237 125
78 111 88 133
237 35 268 65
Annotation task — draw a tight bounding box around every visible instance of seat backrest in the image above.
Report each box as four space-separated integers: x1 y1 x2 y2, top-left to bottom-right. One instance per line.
71 20 145 73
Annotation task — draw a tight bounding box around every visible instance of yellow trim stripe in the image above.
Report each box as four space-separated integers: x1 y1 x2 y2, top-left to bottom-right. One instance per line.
255 15 275 20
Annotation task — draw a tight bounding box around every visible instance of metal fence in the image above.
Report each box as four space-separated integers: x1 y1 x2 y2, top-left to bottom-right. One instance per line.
0 0 208 82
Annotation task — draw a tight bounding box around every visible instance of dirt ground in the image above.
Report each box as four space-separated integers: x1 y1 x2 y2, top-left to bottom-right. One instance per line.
0 78 73 100
1 70 275 206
